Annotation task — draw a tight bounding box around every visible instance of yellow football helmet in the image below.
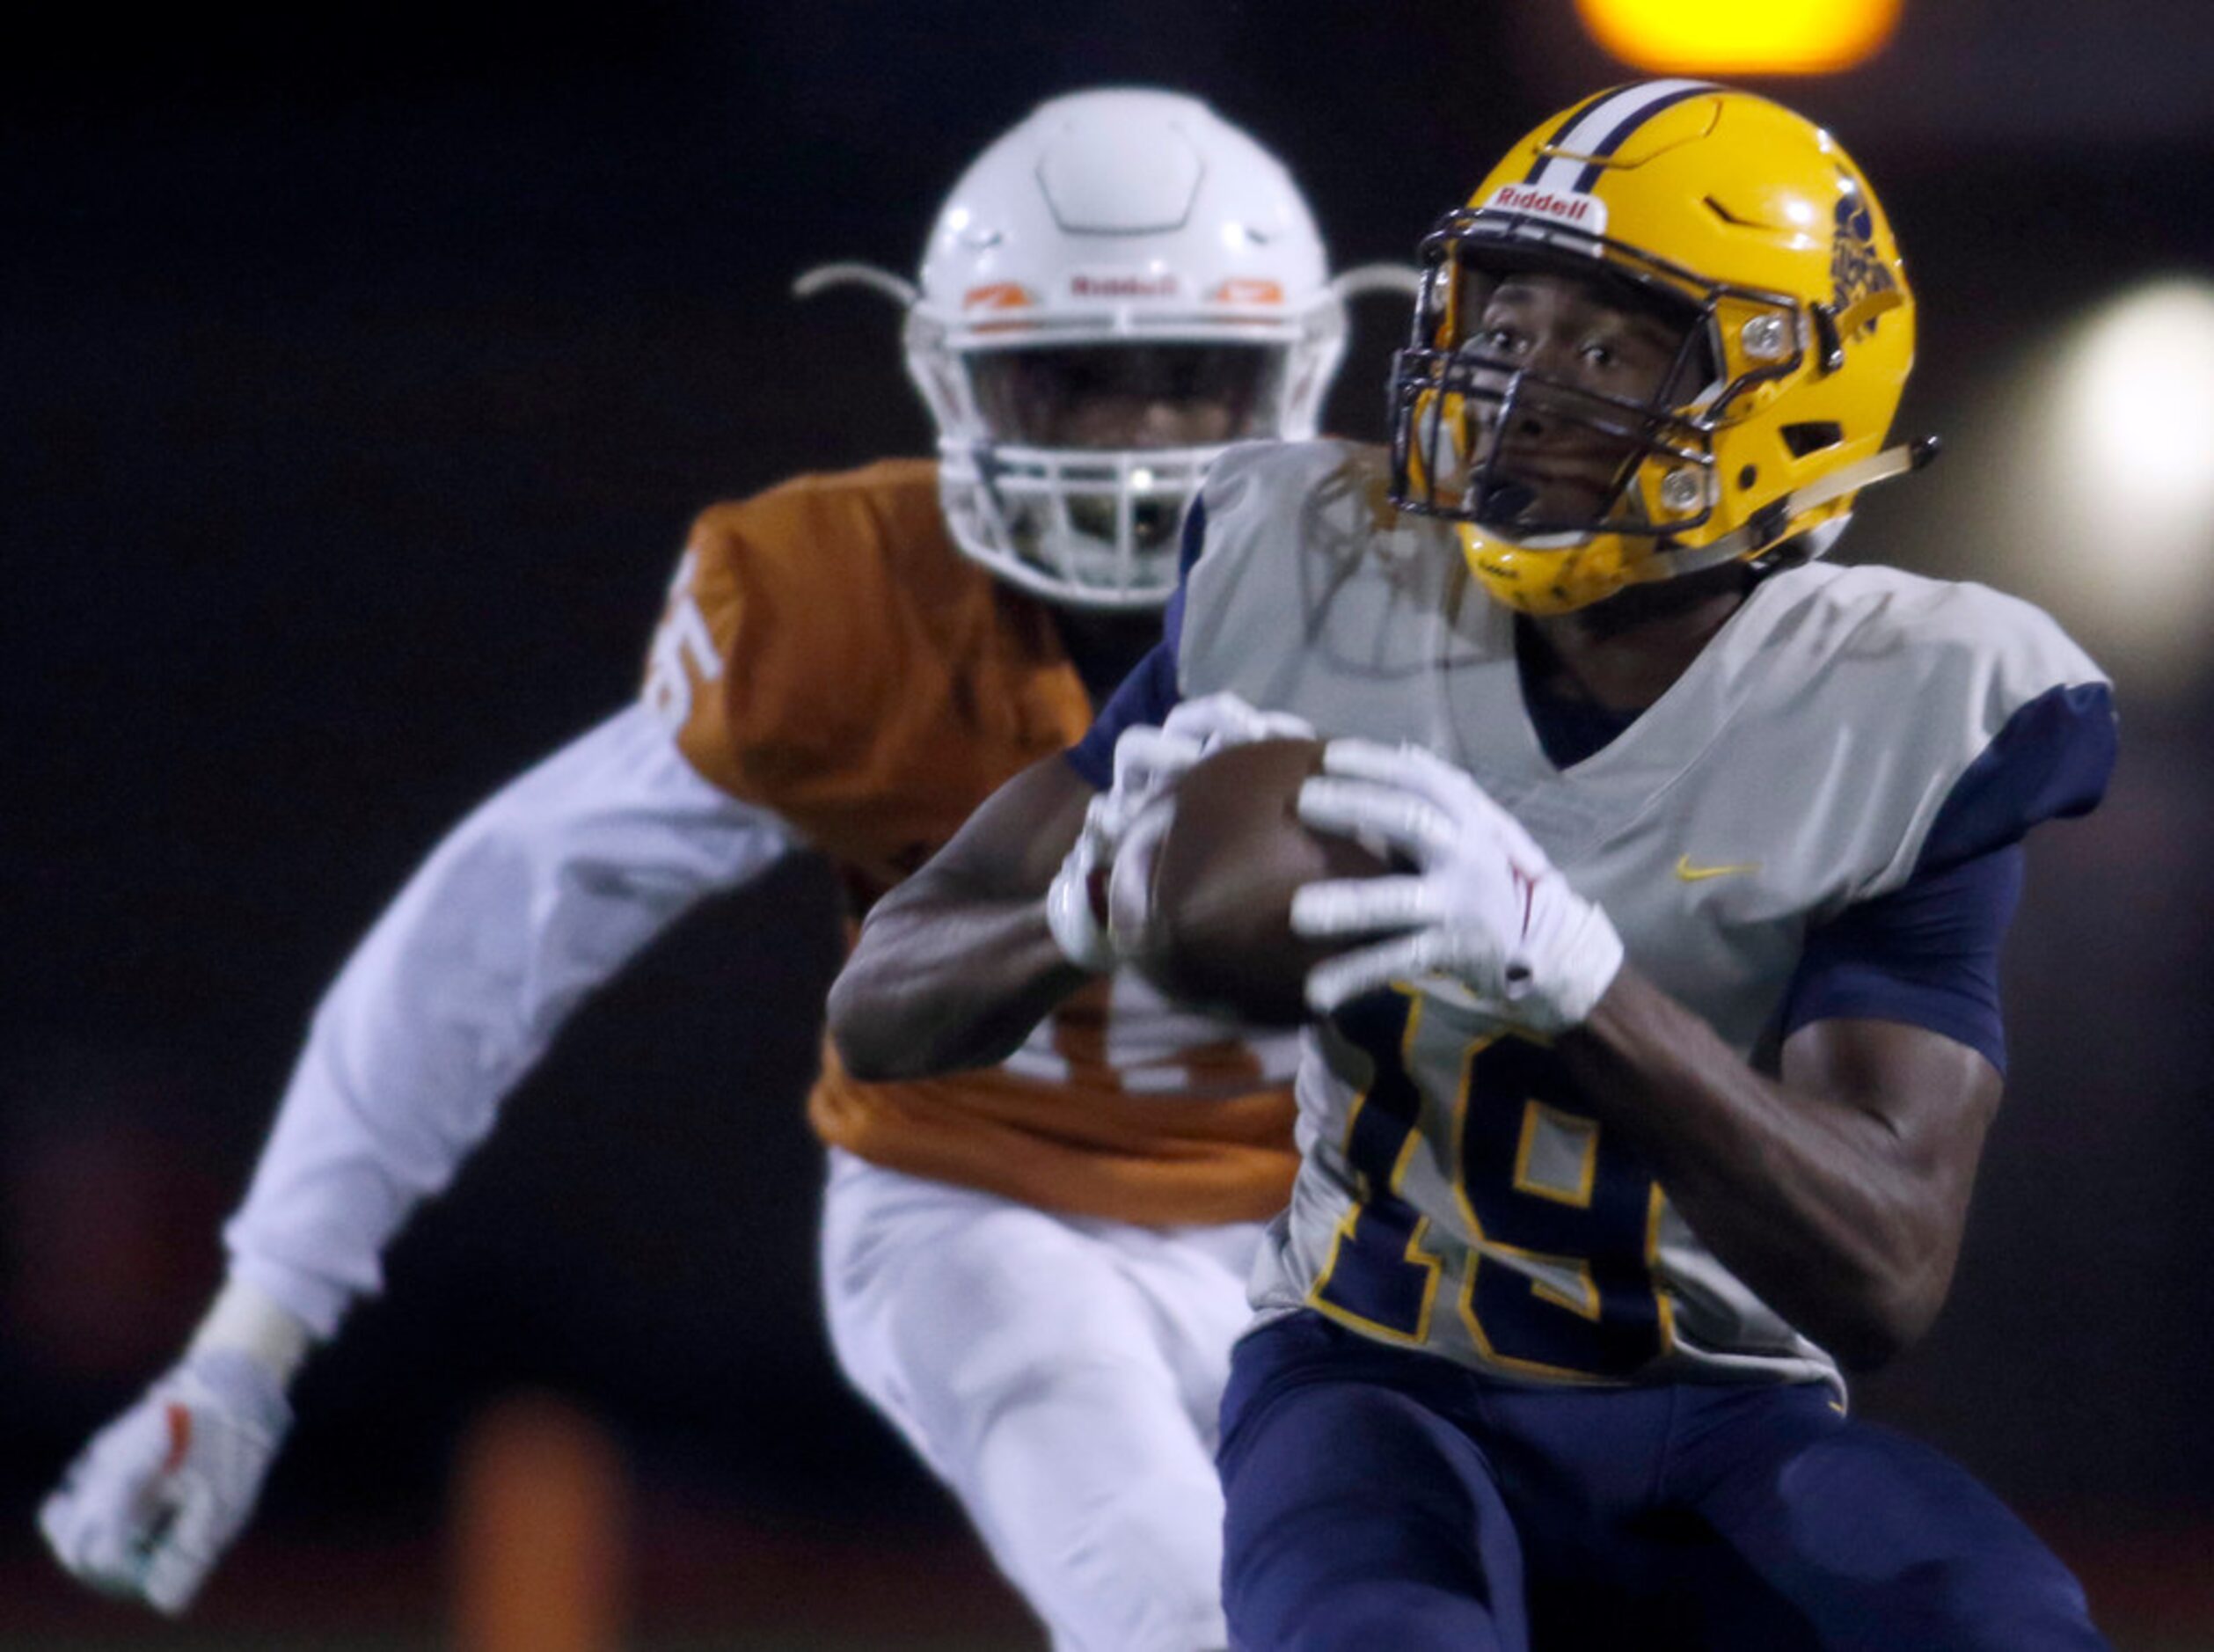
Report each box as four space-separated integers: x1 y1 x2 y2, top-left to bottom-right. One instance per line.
1390 80 1933 615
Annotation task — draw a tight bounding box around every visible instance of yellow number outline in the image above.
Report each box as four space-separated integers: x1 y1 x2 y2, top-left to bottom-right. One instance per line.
1447 1041 1678 1385
1306 990 1447 1347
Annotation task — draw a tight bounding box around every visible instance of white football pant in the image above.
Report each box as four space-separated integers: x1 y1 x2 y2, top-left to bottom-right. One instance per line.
819 1149 1257 1652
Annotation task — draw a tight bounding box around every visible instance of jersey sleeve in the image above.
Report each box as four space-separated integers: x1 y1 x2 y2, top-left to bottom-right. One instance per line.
1780 668 2116 1071
642 480 934 815
1911 680 2116 872
1849 581 2118 899
1780 842 2023 1071
1063 495 1202 789
223 705 794 1335
647 464 1091 878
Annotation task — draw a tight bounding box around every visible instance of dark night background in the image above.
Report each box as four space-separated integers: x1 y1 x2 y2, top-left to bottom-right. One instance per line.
4 2 2212 1644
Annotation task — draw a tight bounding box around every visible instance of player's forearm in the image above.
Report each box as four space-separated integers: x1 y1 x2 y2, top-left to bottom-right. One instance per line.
828 881 1091 1078
829 750 1099 1079
1559 967 1973 1369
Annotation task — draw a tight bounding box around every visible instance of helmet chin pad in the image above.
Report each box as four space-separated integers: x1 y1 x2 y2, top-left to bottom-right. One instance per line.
939 439 1224 611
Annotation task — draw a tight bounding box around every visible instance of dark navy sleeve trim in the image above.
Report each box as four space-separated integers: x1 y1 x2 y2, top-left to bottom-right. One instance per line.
1175 485 1208 580
1779 681 2113 1073
1781 843 2024 1073
1065 639 1180 789
1063 495 1205 790
1918 682 2116 874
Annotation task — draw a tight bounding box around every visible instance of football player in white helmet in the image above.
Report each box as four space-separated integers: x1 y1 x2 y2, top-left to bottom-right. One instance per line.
812 84 1401 610
39 88 1409 1651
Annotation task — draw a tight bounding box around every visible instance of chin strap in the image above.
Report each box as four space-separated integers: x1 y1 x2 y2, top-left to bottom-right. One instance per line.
790 262 920 307
1665 435 1942 576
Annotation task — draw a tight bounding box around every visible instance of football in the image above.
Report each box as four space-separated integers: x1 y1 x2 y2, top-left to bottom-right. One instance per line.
1125 735 1392 1026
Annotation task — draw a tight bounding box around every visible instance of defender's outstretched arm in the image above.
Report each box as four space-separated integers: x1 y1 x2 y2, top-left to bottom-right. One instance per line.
40 705 792 1613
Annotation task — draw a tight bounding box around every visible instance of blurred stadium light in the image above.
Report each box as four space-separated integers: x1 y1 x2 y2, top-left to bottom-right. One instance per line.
451 1394 629 1652
2062 281 2214 527
1510 1 2211 147
1938 278 2214 695
1575 0 1902 75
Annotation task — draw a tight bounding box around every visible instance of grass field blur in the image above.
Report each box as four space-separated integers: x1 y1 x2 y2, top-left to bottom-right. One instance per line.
4 1415 2205 1652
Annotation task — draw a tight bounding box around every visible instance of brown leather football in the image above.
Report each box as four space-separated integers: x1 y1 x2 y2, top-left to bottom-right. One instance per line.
1128 736 1392 1026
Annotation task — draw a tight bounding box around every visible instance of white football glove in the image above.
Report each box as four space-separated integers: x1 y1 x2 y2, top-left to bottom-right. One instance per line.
40 1283 306 1616
1290 738 1624 1032
1045 691 1315 972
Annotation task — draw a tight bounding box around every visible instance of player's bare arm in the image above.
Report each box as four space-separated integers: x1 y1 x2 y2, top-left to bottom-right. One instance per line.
829 753 1095 1079
1562 976 1999 1370
831 687 1317 1077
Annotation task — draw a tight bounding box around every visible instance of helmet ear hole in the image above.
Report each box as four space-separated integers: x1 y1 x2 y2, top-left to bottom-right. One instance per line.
1780 421 1844 458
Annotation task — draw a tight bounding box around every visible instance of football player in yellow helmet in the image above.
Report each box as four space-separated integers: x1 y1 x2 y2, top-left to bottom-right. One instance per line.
833 81 2118 1648
1392 77 1933 616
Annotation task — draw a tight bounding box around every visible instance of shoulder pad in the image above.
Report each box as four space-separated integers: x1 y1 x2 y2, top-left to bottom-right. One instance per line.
1774 566 2116 880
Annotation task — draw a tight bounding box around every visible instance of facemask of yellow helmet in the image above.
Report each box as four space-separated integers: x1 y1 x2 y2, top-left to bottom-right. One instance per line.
1389 80 1936 617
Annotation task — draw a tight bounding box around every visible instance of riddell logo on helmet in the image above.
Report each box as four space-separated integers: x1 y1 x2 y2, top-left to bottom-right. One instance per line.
1070 271 1181 299
1486 185 1609 237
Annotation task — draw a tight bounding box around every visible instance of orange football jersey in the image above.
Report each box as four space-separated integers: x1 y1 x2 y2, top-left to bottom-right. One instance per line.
646 458 1297 1226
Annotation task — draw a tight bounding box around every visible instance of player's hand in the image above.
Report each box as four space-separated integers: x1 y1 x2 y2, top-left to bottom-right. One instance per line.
1046 693 1315 971
39 1349 293 1616
1289 738 1623 1030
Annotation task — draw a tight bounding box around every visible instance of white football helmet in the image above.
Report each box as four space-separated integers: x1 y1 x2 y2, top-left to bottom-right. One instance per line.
801 88 1401 610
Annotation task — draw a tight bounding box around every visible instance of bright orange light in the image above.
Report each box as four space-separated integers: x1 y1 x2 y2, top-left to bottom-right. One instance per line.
1575 0 1902 76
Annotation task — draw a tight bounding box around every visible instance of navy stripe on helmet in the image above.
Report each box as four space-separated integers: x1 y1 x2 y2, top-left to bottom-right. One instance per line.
1524 87 1619 181
1569 81 1715 191
1520 79 1718 194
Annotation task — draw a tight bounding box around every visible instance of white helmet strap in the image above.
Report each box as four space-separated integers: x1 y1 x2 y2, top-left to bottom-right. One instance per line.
1666 435 1940 574
791 262 919 307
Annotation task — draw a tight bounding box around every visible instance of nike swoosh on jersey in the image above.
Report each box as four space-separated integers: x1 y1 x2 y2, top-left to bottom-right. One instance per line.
1675 855 1761 882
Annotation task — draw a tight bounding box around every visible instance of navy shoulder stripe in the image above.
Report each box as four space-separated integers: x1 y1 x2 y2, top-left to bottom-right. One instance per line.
1918 682 2117 874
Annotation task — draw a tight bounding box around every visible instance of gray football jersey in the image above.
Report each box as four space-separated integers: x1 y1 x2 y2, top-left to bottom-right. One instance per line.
1176 439 2112 1394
